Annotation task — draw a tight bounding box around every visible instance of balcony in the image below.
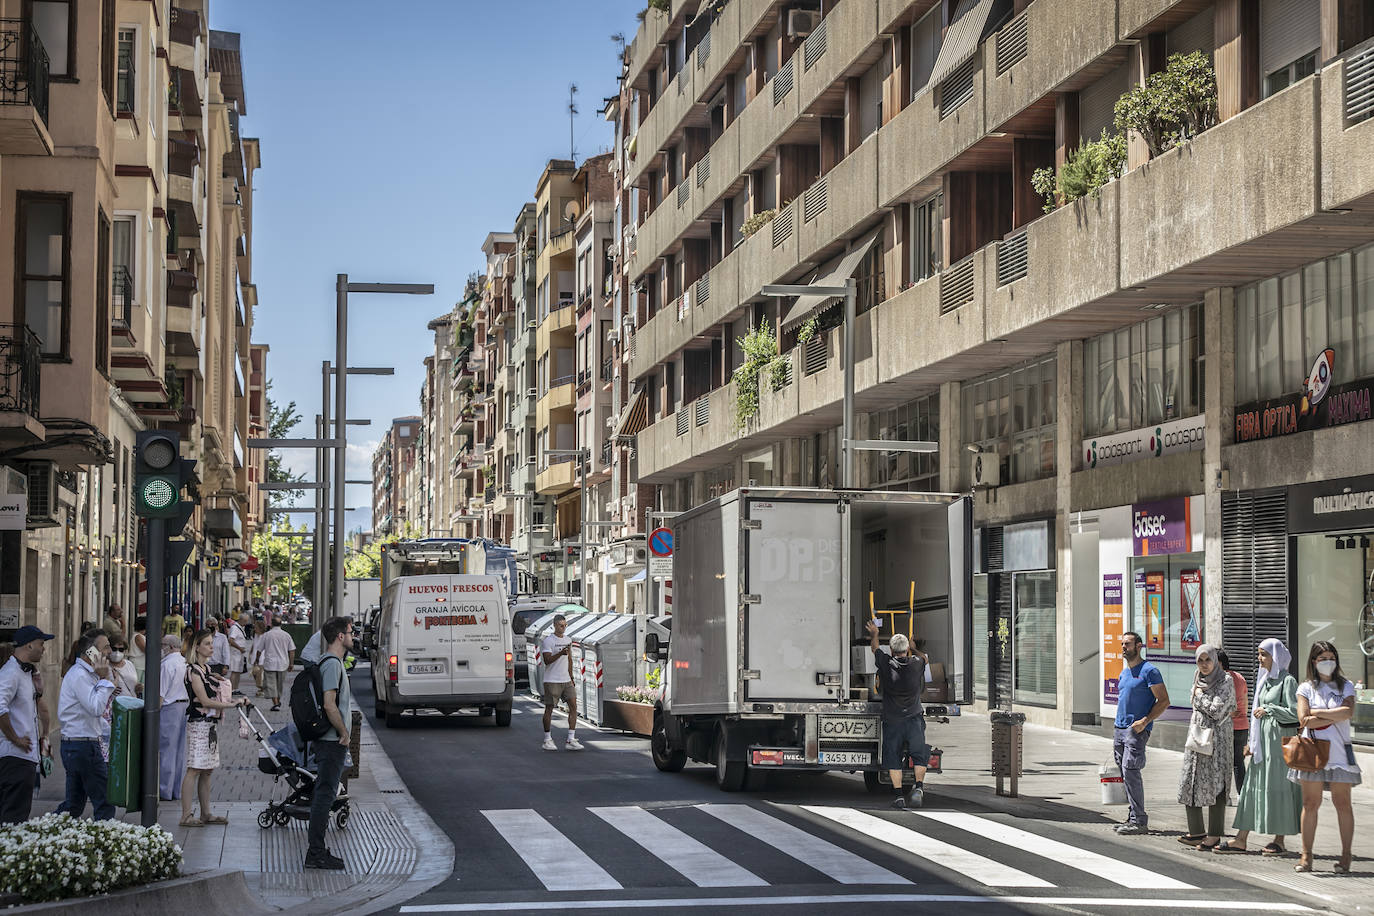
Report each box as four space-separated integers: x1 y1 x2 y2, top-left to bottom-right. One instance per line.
116 46 135 115
110 267 134 341
0 324 43 445
536 375 576 430
0 20 52 156
536 455 577 495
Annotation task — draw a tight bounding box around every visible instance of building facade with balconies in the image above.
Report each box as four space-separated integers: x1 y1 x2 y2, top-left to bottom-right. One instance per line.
615 0 1374 738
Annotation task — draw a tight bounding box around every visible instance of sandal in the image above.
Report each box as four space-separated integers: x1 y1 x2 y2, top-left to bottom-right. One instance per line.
1197 840 1222 851
1177 833 1206 846
203 814 228 825
1334 854 1353 874
179 816 203 828
1295 856 1313 873
1213 841 1248 853
1261 842 1286 856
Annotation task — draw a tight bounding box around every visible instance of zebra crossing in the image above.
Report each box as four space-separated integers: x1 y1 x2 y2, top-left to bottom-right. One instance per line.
465 802 1201 895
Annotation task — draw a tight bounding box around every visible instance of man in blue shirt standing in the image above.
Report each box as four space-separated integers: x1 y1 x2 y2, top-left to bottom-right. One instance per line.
1113 630 1169 835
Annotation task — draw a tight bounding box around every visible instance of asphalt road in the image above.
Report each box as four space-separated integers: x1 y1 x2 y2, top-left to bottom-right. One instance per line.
351 668 1318 916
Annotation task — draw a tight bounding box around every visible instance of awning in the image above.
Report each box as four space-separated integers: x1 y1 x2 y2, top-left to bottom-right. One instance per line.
612 389 649 440
927 0 1006 89
627 569 646 583
781 228 883 333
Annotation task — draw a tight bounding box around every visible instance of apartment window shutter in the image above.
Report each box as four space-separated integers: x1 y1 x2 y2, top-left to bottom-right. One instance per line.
1260 0 1321 78
1078 62 1130 144
1166 7 1215 59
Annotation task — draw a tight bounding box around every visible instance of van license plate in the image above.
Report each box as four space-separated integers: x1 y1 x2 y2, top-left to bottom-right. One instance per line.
819 751 871 766
407 663 443 675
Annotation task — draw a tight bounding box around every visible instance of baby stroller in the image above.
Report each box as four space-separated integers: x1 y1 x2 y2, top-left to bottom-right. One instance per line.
236 704 351 830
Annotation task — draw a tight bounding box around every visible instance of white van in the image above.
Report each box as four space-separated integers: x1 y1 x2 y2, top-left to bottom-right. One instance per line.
372 574 514 727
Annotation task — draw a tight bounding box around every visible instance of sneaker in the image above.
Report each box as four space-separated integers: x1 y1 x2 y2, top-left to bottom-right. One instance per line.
1116 822 1149 836
542 737 557 751
304 851 346 871
565 737 584 751
908 786 924 809
890 796 907 810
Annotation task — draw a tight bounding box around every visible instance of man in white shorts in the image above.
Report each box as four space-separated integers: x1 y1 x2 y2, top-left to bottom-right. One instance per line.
540 615 581 751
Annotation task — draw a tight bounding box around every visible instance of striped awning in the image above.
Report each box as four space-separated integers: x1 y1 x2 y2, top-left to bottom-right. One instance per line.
927 0 1005 89
780 228 883 333
612 389 649 440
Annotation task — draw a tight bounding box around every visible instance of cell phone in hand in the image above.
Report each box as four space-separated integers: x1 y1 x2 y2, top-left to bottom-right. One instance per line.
83 646 102 666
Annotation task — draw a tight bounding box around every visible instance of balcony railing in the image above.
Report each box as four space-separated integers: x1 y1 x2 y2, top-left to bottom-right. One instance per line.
0 20 49 125
600 356 613 382
0 324 41 417
112 267 133 330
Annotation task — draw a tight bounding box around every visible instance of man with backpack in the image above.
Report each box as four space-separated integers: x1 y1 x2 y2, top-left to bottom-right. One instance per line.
304 616 353 871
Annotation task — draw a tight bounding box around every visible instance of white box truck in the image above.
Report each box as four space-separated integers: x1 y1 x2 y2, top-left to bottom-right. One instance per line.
647 487 973 791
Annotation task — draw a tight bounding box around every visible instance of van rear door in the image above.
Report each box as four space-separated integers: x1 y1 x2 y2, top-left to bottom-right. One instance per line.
446 575 509 695
396 575 453 697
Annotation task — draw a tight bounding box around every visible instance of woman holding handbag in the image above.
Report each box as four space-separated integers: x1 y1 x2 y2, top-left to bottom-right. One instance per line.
1177 644 1235 850
1289 641 1360 873
1217 638 1301 855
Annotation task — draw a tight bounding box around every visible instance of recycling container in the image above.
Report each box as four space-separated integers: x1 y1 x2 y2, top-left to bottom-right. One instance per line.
108 696 144 812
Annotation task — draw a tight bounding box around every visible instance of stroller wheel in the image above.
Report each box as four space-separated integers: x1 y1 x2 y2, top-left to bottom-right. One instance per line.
333 807 350 830
274 809 291 826
257 809 274 829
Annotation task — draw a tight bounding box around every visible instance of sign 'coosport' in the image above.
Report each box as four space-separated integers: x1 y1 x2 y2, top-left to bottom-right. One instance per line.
1083 415 1206 470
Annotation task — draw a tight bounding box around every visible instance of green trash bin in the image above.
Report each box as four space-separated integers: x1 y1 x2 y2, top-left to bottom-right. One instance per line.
284 623 313 654
108 696 143 812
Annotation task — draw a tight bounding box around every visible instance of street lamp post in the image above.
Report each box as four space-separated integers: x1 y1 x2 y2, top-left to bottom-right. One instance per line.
334 276 433 622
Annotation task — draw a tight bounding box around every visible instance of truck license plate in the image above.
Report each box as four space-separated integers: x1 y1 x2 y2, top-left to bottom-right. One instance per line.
819 751 872 766
407 663 443 674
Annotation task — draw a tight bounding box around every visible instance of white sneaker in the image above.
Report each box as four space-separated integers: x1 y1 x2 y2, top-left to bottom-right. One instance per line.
542 737 557 751
565 737 584 751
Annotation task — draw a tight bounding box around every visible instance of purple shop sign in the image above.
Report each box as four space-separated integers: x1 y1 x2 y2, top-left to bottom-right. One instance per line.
1132 497 1193 556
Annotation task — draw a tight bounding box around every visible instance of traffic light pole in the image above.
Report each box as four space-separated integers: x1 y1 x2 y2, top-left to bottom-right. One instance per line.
139 515 166 827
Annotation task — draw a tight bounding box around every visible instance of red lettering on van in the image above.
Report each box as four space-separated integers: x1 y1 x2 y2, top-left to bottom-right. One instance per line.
423 614 480 630
408 585 448 595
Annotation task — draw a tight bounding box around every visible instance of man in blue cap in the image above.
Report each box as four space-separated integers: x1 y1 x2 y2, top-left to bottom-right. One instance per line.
0 625 55 823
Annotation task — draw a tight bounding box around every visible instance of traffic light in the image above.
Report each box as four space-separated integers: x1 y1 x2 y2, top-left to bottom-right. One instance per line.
134 430 193 518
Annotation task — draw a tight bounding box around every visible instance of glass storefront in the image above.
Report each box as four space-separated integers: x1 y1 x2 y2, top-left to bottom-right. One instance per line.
1127 551 1207 706
1295 532 1371 744
973 520 1057 708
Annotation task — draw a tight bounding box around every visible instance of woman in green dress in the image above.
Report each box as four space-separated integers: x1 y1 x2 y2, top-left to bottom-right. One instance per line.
1217 638 1301 855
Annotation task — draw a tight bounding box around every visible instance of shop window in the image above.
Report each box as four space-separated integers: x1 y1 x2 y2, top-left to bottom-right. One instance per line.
1128 554 1206 706
1014 571 1058 706
1235 243 1374 404
1295 533 1373 745
867 392 940 492
962 355 1057 485
1083 304 1204 437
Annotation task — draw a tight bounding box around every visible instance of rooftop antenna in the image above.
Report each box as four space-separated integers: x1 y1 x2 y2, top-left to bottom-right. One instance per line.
568 83 579 164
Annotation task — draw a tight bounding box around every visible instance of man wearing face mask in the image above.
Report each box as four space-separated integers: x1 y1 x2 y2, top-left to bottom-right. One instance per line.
0 626 55 823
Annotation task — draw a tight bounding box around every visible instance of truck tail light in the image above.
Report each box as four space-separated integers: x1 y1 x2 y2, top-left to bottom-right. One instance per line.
752 749 784 766
388 654 398 684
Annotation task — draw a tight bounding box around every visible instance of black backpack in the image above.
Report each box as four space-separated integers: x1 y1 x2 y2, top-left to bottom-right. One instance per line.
289 661 330 741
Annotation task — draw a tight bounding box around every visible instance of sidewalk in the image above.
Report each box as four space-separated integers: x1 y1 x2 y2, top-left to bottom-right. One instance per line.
924 711 1374 914
34 667 452 915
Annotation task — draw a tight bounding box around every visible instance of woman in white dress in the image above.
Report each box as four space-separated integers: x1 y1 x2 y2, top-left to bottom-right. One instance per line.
1289 640 1361 873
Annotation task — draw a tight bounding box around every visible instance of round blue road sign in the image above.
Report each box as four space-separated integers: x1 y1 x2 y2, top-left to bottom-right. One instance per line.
649 527 674 557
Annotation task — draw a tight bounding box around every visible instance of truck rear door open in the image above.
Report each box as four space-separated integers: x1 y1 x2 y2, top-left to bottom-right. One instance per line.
743 496 845 702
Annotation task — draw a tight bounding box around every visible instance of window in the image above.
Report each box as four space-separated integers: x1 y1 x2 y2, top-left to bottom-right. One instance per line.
116 28 135 114
856 242 885 313
112 215 135 319
909 193 943 283
866 392 940 492
101 0 115 110
1264 51 1316 98
1082 304 1205 436
96 212 110 375
29 0 73 78
1234 243 1374 404
962 355 1058 485
17 193 70 357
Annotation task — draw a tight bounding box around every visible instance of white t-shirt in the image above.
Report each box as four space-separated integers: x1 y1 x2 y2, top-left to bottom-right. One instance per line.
226 622 247 670
1298 679 1359 771
540 634 573 683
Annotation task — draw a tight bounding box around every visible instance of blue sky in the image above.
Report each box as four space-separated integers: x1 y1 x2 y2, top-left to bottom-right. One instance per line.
212 0 644 529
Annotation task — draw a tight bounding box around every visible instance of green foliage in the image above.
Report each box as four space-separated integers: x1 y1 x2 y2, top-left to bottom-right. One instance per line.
647 0 670 11
1113 51 1218 158
0 814 181 902
1031 130 1127 213
250 524 313 600
732 325 793 431
739 208 779 239
344 540 383 579
796 315 820 344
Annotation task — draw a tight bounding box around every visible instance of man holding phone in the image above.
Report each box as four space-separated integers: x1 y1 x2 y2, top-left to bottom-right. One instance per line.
55 629 116 820
539 614 581 751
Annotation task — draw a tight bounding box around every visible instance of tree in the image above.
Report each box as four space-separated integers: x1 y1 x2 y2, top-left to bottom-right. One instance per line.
250 524 314 601
344 540 383 579
265 380 306 504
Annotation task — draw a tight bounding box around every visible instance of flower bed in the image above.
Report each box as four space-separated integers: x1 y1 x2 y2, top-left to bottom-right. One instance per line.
0 813 182 903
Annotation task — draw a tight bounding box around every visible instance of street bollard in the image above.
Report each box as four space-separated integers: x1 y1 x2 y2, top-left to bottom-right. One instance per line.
990 710 1026 798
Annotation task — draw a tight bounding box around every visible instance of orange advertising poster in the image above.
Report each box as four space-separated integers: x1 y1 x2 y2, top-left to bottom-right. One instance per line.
1102 574 1124 703
1145 572 1165 649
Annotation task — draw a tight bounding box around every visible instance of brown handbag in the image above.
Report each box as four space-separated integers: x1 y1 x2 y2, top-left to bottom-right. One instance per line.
1282 730 1330 772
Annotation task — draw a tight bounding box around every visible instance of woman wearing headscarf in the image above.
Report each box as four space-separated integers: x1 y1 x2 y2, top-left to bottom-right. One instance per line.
1216 638 1301 855
1177 644 1235 850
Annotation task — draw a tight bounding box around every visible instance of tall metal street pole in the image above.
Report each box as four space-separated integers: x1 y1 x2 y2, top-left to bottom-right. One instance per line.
334 276 348 619
580 450 588 600
842 276 856 488
138 516 165 826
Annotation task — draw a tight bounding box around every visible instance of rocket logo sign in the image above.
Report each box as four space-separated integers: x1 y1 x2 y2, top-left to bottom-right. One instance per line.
1302 348 1335 415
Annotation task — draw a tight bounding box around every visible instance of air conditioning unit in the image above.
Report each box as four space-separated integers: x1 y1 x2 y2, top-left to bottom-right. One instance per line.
25 461 60 528
970 451 1001 489
634 546 647 563
607 329 620 342
526 387 538 399
787 8 817 37
1 466 26 496
526 320 537 331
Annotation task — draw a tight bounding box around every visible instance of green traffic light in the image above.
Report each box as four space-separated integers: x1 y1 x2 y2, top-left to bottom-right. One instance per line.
141 477 177 511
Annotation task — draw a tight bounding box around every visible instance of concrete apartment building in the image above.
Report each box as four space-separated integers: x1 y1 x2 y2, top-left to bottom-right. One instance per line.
0 1 269 685
614 0 1374 742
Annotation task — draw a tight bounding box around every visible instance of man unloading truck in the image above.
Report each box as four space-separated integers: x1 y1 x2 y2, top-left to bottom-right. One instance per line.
866 619 930 809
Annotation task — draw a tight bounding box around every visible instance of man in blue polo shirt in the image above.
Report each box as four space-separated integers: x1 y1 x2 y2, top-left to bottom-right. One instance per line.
1113 630 1170 835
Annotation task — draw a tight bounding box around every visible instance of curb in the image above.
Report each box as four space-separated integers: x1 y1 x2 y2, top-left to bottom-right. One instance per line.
3 868 266 916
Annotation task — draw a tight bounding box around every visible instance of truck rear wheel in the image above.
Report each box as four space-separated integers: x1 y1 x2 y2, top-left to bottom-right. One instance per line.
863 771 884 794
374 698 386 720
385 708 402 729
714 728 746 791
651 713 686 772
495 704 513 727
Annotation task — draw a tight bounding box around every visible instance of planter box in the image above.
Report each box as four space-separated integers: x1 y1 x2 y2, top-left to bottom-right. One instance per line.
602 699 655 736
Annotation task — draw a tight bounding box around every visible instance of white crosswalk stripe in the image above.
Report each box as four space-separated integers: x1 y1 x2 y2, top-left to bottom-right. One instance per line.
697 804 912 885
800 806 1054 888
589 805 768 887
916 810 1196 890
480 809 622 891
